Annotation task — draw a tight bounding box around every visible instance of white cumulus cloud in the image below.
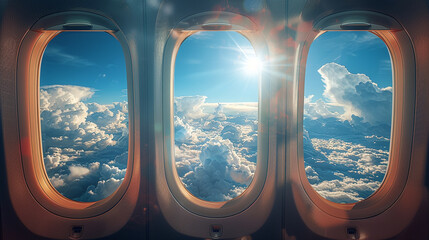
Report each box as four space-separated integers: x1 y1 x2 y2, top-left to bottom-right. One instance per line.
174 96 258 201
317 62 392 125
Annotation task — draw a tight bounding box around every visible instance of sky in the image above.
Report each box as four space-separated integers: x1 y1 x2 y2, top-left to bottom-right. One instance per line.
39 30 392 204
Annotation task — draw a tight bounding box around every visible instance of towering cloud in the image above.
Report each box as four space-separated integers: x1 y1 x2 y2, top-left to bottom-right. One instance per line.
317 63 392 125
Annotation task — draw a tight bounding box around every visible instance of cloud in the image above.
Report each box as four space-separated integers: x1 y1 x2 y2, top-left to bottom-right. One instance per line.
180 136 255 201
40 86 128 153
87 102 128 131
174 116 204 144
310 138 388 176
311 176 384 203
68 165 92 181
41 85 128 202
79 178 123 202
49 175 65 188
175 96 207 119
317 63 392 125
304 95 339 120
40 85 93 130
44 147 80 169
76 163 126 202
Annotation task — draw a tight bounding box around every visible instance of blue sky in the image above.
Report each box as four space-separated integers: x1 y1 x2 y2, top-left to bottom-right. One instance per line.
305 31 392 100
175 31 259 103
41 32 127 104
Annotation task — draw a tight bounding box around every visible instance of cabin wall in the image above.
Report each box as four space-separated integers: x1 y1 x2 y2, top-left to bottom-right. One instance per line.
0 0 428 239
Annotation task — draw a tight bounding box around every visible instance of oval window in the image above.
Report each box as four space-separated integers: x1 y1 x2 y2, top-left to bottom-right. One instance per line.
40 32 128 202
304 31 392 203
174 31 261 202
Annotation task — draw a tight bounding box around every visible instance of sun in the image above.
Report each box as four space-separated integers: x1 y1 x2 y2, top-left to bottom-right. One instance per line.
242 56 263 75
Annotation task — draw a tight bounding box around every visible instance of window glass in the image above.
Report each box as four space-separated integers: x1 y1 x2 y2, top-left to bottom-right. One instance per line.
174 31 261 202
40 32 128 202
304 31 392 203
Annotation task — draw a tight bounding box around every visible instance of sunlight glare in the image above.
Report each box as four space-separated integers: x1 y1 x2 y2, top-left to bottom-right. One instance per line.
243 56 263 75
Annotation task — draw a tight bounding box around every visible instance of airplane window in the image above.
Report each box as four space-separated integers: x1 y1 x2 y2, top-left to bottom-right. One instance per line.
304 31 392 204
174 31 260 202
40 32 128 202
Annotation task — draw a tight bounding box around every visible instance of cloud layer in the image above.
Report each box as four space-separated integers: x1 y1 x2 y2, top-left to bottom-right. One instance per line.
41 85 257 202
174 96 258 201
40 85 128 202
41 62 391 205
